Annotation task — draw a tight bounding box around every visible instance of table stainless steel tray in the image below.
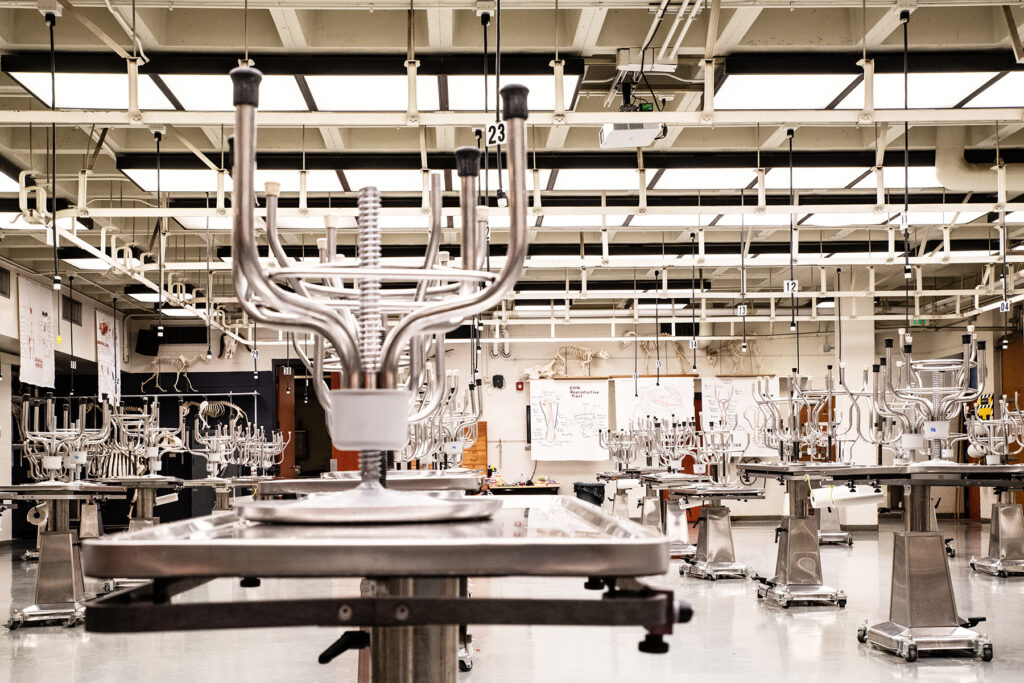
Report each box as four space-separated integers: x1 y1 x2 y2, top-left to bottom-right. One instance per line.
736 461 864 480
0 481 126 500
237 489 502 524
82 495 668 579
667 485 766 500
819 462 1024 488
100 475 184 489
638 472 712 490
597 466 667 481
260 470 485 495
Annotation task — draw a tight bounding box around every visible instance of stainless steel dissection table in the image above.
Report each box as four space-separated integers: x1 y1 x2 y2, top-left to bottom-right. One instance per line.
822 462 1024 662
82 496 691 682
669 484 765 580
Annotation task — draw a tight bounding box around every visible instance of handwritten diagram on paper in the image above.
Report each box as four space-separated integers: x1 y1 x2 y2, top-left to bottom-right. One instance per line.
701 376 780 459
18 276 55 389
612 376 695 428
530 379 609 461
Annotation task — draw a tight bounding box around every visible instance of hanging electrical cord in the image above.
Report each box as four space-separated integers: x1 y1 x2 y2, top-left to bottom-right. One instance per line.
252 322 259 381
995 123 1010 350
787 128 796 333
835 268 844 363
633 269 639 397
739 188 748 353
155 130 165 338
205 192 214 360
654 270 661 387
46 12 61 294
68 275 75 396
112 297 119 403
494 0 507 208
901 10 912 335
690 232 697 372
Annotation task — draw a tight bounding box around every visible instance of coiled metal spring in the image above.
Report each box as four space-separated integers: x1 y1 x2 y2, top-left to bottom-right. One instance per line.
358 186 383 374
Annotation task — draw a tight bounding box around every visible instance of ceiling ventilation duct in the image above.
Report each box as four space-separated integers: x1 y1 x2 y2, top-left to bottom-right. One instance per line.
934 127 1024 193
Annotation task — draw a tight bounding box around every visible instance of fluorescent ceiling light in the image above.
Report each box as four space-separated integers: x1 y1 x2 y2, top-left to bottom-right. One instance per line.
714 74 858 110
892 211 985 226
305 75 439 111
802 212 887 227
627 213 707 227
160 74 307 111
123 168 222 193
837 72 995 109
447 75 580 111
161 307 201 317
125 284 195 303
175 215 233 230
59 247 141 270
827 251 901 259
656 168 756 191
9 72 173 110
345 169 423 192
715 213 793 227
537 213 627 227
256 170 341 193
1005 211 1024 223
634 303 686 312
965 72 1024 108
0 212 90 231
851 166 942 190
816 299 835 309
763 167 867 190
515 303 565 317
0 169 19 193
553 168 640 191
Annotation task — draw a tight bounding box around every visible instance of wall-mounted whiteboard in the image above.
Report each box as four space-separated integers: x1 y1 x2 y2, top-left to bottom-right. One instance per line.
612 376 695 429
529 379 609 461
700 376 780 460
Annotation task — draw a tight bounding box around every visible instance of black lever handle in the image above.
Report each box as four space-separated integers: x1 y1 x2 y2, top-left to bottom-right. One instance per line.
319 631 370 665
774 526 785 543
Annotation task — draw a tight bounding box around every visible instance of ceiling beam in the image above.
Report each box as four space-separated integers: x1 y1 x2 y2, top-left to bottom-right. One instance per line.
863 7 914 46
713 8 763 54
268 8 309 50
426 9 455 50
571 7 607 55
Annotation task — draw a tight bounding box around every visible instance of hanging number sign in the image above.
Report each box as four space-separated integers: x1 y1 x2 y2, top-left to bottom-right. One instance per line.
689 339 698 349
783 279 799 294
999 300 1010 313
485 121 507 146
251 349 260 359
737 304 748 316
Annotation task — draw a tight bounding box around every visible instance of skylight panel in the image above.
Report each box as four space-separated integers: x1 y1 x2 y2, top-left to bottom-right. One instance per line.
763 167 867 190
122 168 221 193
836 72 995 109
656 168 756 191
447 74 580 111
537 213 627 227
0 169 18 193
0 212 90 231
175 215 233 230
553 168 640 192
160 74 307 111
627 213 706 227
715 213 794 227
10 72 173 110
345 169 424 192
851 166 942 189
964 72 1024 108
801 212 887 227
305 75 439 111
714 74 858 110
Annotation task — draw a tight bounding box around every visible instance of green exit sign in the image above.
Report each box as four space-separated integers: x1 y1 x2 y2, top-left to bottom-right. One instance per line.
912 319 928 326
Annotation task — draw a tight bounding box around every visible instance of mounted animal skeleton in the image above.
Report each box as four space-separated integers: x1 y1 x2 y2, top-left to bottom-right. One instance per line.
141 353 208 393
522 354 567 380
559 345 609 376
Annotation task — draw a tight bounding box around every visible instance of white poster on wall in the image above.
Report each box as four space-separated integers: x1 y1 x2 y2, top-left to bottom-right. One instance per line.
18 276 55 388
612 376 695 429
701 376 780 460
96 309 120 402
529 379 609 461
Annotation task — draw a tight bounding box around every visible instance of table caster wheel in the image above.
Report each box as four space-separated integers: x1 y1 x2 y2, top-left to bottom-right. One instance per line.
997 570 1008 578
847 538 854 547
981 644 993 662
779 601 790 609
904 644 918 662
856 626 867 643
969 561 977 572
459 660 472 672
837 599 847 609
6 620 20 631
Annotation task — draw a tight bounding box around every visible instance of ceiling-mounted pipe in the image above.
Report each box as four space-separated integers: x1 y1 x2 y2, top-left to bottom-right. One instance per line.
935 127 1024 193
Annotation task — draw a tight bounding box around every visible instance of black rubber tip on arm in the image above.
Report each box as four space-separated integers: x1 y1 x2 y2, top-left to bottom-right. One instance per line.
872 364 880 373
880 357 887 366
884 338 894 348
962 334 972 344
230 66 263 107
903 345 912 355
978 340 986 350
454 146 482 177
501 83 530 120
226 135 235 170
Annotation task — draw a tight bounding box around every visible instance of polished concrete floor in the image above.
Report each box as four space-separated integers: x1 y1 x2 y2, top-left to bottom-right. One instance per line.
2 518 1023 681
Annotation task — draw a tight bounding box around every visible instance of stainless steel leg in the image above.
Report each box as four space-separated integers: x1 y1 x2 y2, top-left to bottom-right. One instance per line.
369 577 459 683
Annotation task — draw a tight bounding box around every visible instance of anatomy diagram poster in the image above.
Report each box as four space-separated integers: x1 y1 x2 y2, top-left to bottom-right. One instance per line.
530 379 609 461
613 376 695 429
96 309 120 402
18 276 55 388
701 376 780 460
